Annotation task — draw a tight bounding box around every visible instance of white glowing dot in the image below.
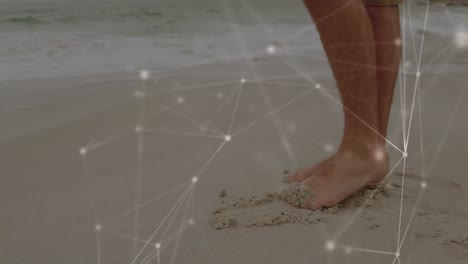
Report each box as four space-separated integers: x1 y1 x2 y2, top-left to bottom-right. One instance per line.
323 144 334 153
344 246 352 254
216 92 224 99
455 31 468 48
403 152 408 158
325 241 335 251
199 125 208 133
421 181 427 188
192 176 198 183
267 44 276 54
79 148 87 155
224 135 231 142
155 242 161 249
287 122 296 132
374 149 385 161
176 96 185 104
394 38 402 46
416 72 421 77
256 152 264 161
95 224 102 231
315 83 321 89
395 252 400 257
404 61 411 68
187 218 195 226
139 70 149 80
135 126 142 133
134 90 144 98
240 78 246 84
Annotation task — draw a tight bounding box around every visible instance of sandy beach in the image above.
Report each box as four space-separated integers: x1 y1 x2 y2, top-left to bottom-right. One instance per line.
1 1 468 263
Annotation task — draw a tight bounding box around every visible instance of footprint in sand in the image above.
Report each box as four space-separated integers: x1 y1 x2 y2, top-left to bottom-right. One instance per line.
210 183 334 230
441 234 468 260
209 178 401 230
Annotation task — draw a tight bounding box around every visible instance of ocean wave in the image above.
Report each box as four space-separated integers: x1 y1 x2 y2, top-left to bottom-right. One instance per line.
1 16 45 25
0 8 168 27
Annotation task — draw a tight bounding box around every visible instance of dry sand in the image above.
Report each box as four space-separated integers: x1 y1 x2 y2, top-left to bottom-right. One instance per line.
2 55 468 264
209 178 402 230
210 182 329 229
2 7 468 263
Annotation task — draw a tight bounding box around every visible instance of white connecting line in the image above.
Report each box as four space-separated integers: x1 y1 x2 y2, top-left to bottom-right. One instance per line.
129 185 193 264
78 0 466 263
396 2 431 260
132 74 148 257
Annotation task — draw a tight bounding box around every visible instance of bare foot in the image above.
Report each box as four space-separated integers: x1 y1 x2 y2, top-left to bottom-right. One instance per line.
291 146 389 210
285 155 335 183
285 149 388 185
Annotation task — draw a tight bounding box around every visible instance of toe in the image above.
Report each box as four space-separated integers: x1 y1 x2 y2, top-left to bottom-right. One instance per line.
311 193 343 209
302 175 320 188
301 177 326 210
307 197 321 210
284 168 308 183
286 163 326 183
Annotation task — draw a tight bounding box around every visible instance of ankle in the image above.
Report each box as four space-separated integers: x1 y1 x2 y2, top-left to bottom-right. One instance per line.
338 141 387 163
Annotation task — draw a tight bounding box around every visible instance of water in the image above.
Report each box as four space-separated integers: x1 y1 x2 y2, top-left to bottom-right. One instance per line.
1 0 467 139
0 0 312 81
1 0 466 82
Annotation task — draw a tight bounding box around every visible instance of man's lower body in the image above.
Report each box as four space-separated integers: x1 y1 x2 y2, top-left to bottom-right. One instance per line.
286 0 402 209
